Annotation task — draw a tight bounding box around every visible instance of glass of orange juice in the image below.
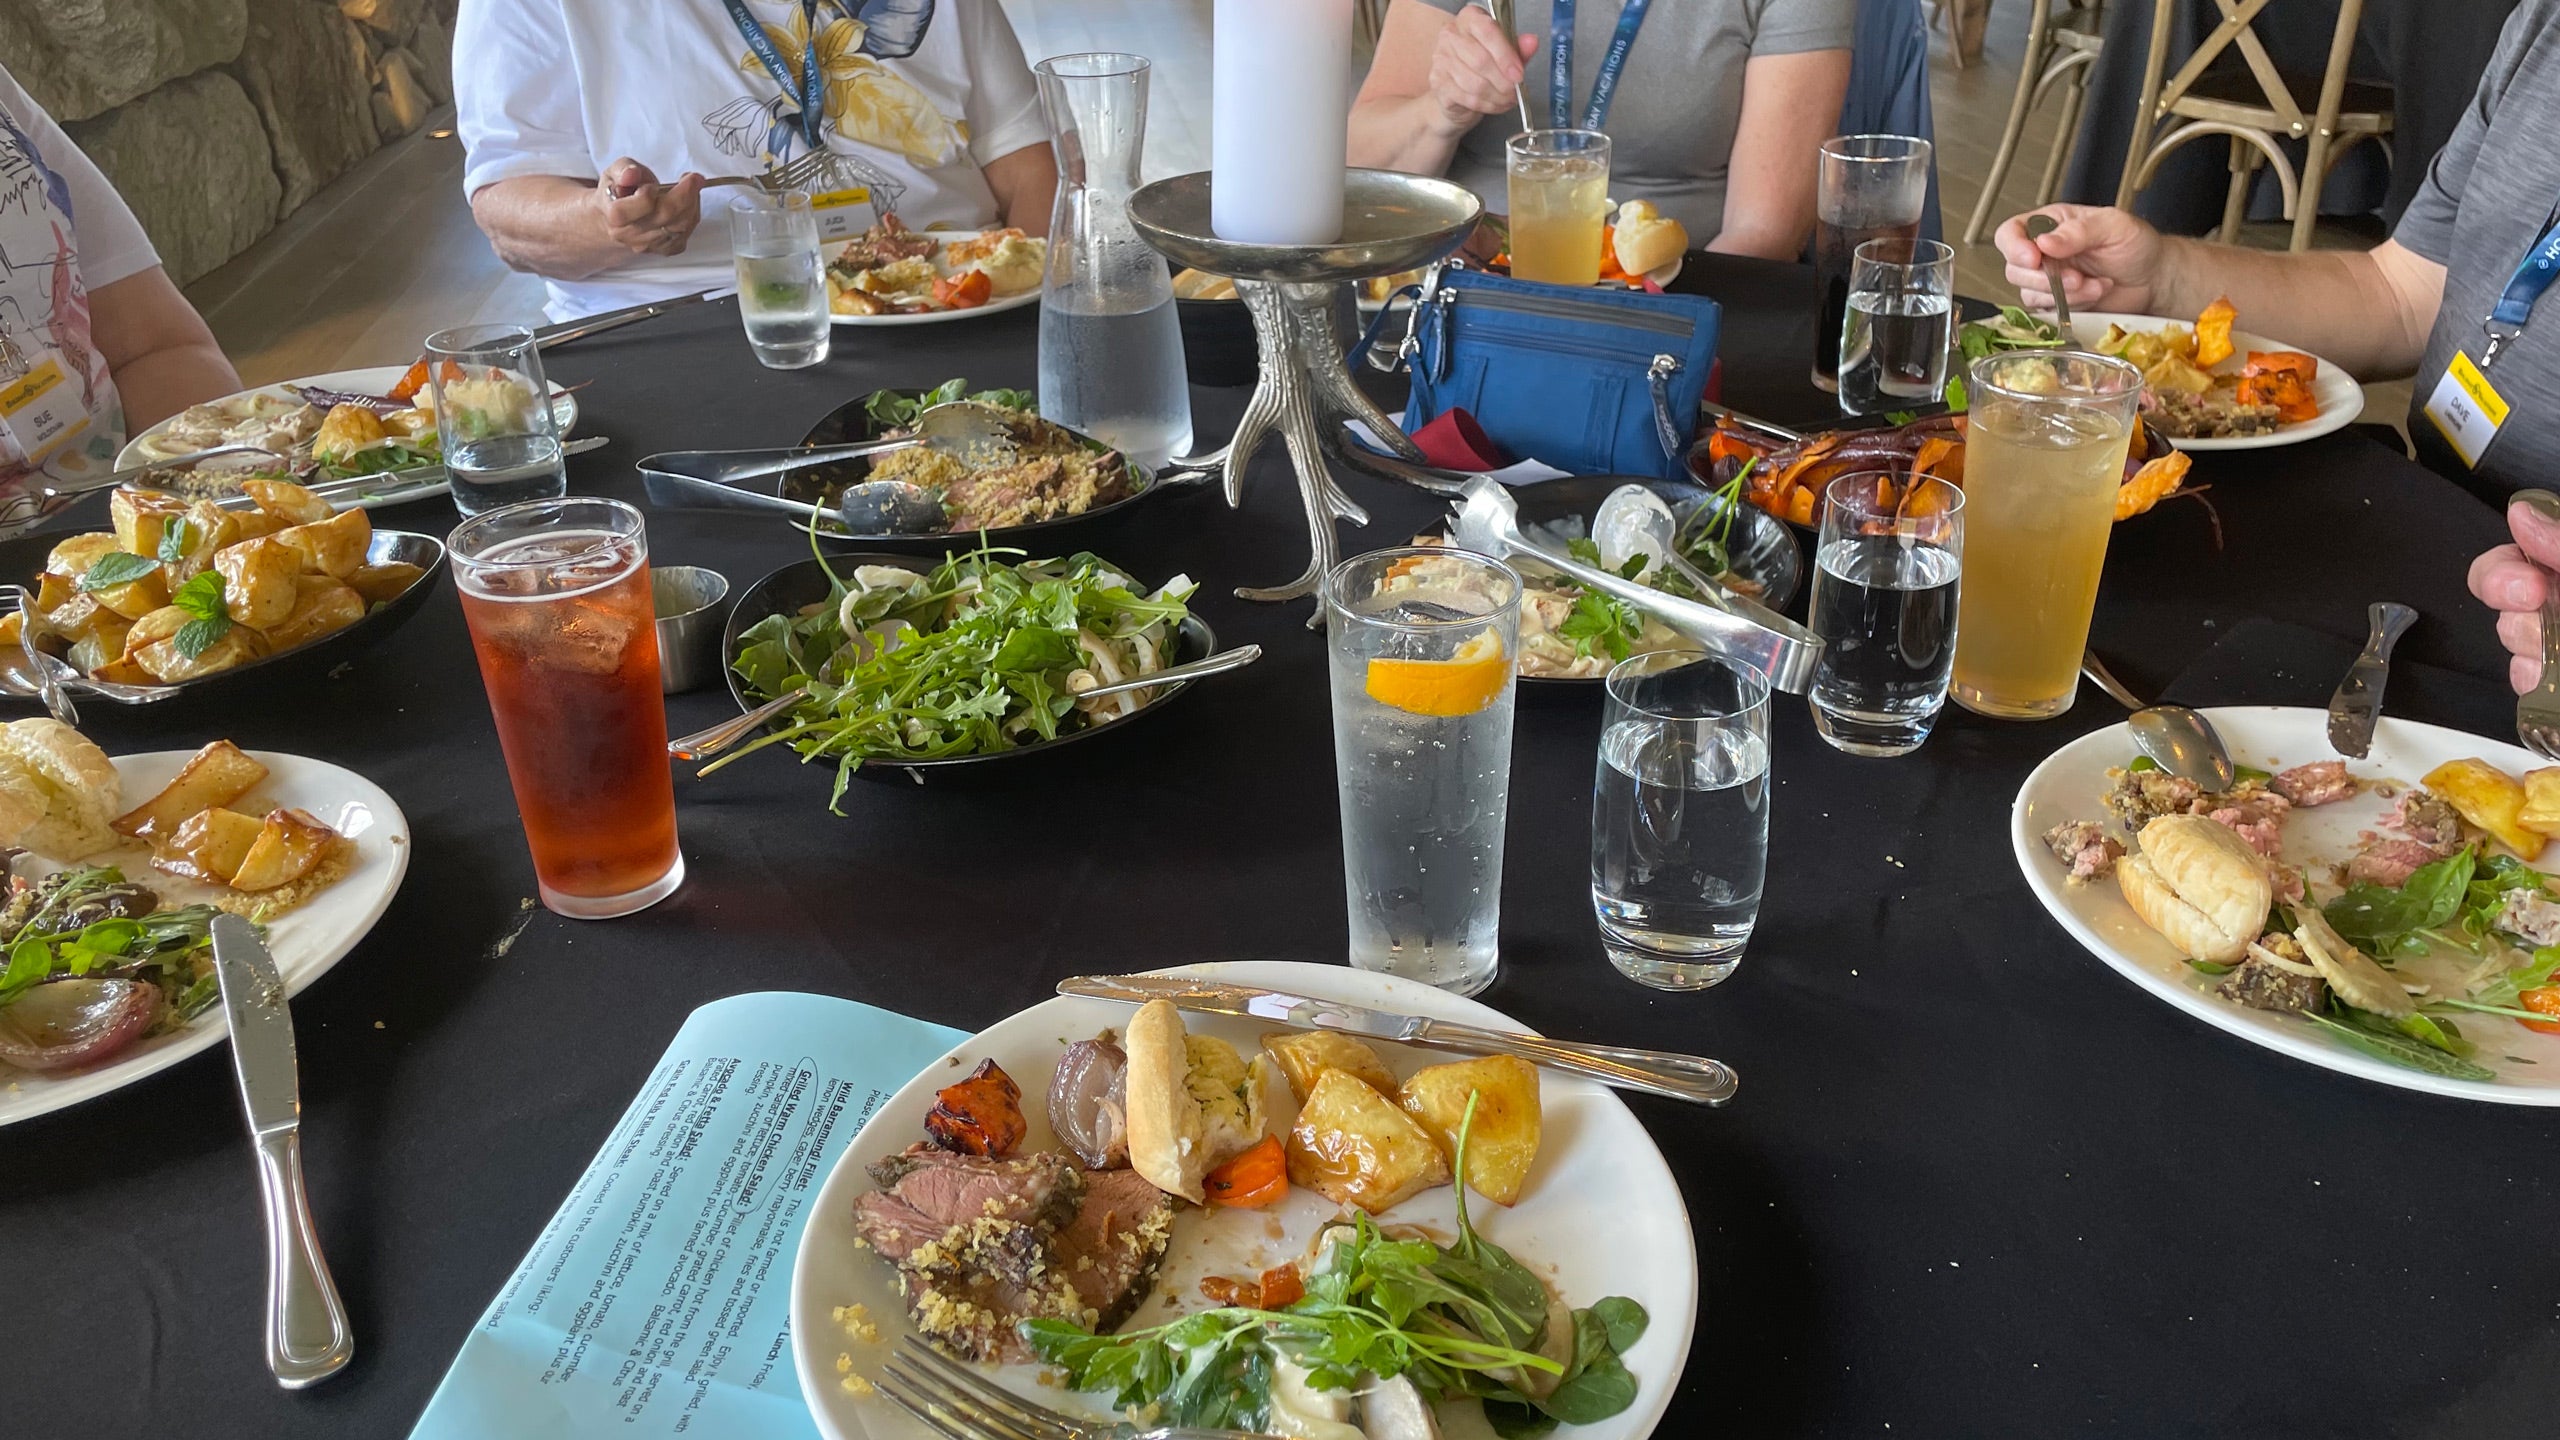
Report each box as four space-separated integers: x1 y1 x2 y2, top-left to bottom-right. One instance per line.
1949 351 2145 720
1505 129 1611 286
1324 546 1522 995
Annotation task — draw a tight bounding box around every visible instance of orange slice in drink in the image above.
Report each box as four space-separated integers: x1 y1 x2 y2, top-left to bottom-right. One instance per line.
1364 629 1509 717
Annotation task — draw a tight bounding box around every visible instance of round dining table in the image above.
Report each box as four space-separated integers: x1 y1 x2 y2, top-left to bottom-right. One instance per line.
6 253 2554 1438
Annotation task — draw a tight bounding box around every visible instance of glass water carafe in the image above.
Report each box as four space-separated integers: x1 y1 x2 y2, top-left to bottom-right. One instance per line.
1034 53 1193 467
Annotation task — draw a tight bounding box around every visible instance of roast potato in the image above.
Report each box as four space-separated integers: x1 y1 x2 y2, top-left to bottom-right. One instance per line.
152 807 264 884
33 572 73 613
109 487 187 558
64 620 132 677
114 740 269 839
1396 1056 1543 1206
89 570 168 622
242 478 331 526
134 623 268 682
169 501 239 583
311 404 386 465
265 577 365 650
2523 769 2560 839
273 508 370 580
1285 1068 1450 1214
2422 759 2545 859
345 560 424 606
120 605 189 657
41 593 116 643
43 533 119 580
229 808 340 892
214 537 298 628
1262 1031 1400 1103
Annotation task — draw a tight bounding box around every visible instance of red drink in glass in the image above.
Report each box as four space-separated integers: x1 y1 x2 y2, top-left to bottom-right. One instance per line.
451 498 683 918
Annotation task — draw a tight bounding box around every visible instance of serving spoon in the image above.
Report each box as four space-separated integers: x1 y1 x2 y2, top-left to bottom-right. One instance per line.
636 401 1034 535
2129 703 2236 791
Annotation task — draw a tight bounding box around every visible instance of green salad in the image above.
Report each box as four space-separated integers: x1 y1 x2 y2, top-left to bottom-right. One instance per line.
711 541 1195 806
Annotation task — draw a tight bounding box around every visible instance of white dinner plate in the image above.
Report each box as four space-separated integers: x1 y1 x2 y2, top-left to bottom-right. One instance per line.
829 229 1043 327
0 749 409 1127
115 366 583 510
2014 706 2560 1104
2067 312 2363 452
790 960 1698 1440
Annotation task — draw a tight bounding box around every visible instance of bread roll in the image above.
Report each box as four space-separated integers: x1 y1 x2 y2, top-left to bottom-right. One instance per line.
0 718 122 861
2114 814 2271 963
1611 200 1689 279
1123 998 1268 1202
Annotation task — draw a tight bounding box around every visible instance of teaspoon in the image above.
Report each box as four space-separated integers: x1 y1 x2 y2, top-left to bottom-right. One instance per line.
2129 703 2236 791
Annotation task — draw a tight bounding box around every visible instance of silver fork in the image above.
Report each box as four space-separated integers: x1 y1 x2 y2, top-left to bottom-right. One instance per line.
699 149 837 194
875 1338 1281 1440
2519 490 2560 760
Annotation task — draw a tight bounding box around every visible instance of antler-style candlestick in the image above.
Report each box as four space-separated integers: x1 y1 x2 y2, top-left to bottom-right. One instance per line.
1129 170 1482 605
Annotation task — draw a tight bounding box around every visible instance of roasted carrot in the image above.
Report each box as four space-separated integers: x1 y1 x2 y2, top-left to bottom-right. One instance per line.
1202 1135 1288 1208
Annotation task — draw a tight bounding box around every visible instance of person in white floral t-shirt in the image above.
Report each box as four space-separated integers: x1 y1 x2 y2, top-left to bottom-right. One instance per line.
0 65 239 535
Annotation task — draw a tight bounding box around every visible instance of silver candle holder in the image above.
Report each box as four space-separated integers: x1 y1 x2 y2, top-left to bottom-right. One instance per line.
1129 170 1483 605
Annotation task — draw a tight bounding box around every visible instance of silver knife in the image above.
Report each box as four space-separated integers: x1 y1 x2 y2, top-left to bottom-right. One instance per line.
532 289 714 349
2328 602 2417 758
202 435 611 511
211 914 354 1388
1058 974 1738 1106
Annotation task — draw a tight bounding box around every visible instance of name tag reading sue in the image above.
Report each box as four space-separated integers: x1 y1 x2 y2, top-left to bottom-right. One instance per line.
2424 349 2509 469
0 350 91 468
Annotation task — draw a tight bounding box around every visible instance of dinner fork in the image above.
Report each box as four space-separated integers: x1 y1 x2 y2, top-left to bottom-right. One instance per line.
876 1338 1282 1440
692 150 838 196
2521 492 2560 760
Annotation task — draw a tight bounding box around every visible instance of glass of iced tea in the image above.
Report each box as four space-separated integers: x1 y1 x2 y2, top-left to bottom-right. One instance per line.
1949 351 2144 721
451 497 684 918
1505 129 1611 286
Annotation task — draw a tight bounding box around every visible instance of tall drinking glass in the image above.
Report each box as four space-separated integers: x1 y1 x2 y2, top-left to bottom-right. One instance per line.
732 189 830 369
1808 472 1964 755
1506 130 1612 286
452 498 684 919
1838 237 1955 415
424 324 567 518
1950 351 2144 719
1592 649 1772 991
1813 135 1932 392
1036 53 1194 467
1324 547 1522 997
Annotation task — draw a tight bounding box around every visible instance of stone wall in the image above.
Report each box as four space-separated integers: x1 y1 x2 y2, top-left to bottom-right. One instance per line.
2 0 459 285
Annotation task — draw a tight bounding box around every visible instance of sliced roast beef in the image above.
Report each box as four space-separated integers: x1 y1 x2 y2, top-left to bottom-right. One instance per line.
853 1146 1078 1265
1051 1167 1177 1329
2271 761 2355 807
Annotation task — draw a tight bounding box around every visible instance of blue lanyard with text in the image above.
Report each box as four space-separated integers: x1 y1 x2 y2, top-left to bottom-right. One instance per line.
2481 192 2560 370
1547 0 1654 132
722 0 828 151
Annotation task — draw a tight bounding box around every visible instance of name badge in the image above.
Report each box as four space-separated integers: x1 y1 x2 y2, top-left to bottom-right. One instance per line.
0 350 92 468
809 185 874 241
2423 349 2509 469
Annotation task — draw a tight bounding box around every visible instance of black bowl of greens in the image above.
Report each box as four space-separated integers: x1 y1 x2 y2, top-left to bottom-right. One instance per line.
745 381 1215 551
709 545 1219 792
1490 473 1803 687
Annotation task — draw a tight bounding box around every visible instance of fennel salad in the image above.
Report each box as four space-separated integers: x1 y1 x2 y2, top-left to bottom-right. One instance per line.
716 543 1196 801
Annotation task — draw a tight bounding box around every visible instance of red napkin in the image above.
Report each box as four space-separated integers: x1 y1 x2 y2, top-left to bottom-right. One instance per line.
1413 407 1507 470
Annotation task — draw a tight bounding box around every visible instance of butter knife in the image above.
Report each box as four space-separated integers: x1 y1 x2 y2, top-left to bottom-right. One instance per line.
2328 602 2417 758
1058 975 1738 1106
212 914 354 1388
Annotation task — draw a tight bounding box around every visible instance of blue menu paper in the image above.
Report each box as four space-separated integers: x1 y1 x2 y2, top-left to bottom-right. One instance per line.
411 991 965 1439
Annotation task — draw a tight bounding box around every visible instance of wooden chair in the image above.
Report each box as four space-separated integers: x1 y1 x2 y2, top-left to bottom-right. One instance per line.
1961 0 2109 244
2115 0 2393 250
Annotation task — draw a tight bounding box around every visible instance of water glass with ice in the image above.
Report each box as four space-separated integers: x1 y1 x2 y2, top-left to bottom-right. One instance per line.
423 323 567 518
732 189 830 370
1807 472 1963 756
1838 237 1955 415
1323 546 1523 997
1591 649 1771 991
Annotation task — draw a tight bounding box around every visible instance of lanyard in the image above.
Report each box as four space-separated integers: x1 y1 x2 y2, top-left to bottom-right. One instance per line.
722 0 828 151
2482 192 2560 370
1547 0 1654 132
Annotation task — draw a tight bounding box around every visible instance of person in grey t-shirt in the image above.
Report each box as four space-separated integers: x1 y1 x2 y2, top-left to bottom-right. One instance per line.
1987 0 2560 691
1349 0 1854 257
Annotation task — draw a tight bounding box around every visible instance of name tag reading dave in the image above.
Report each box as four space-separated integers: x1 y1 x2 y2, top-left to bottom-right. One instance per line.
2425 349 2510 469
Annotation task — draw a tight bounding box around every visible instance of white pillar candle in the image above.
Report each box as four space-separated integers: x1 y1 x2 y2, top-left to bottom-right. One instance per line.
1211 0 1352 244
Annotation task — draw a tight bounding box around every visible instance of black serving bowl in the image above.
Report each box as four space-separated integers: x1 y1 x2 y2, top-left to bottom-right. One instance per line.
716 553 1219 785
5 529 447 708
780 392 1212 550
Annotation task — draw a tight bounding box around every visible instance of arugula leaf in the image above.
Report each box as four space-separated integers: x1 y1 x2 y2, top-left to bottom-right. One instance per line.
2476 944 2560 1009
76 552 160 592
857 380 1038 432
2305 1011 2497 1080
2324 849 2474 952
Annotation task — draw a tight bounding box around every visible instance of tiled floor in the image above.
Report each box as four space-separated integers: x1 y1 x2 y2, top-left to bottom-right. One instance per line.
180 0 2408 430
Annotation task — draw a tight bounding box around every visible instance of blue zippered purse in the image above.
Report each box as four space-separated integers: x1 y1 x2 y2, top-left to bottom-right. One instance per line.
1382 264 1720 481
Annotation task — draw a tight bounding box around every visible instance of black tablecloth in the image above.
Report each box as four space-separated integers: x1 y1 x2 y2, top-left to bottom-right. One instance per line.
2060 0 2520 232
9 255 2558 1438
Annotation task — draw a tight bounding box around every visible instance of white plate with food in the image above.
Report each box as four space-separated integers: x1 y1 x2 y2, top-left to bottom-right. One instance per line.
116 365 582 510
2066 311 2361 451
0 729 408 1127
791 959 1697 1440
828 223 1046 326
2016 706 2560 1103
